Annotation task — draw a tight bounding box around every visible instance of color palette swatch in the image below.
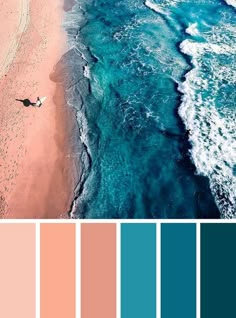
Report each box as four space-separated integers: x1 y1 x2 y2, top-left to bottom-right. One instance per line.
0 222 235 317
121 224 156 318
40 224 76 318
0 224 35 318
161 224 196 318
81 224 116 318
201 224 236 318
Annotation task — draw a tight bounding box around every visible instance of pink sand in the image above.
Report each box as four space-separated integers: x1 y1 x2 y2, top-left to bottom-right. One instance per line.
0 0 77 218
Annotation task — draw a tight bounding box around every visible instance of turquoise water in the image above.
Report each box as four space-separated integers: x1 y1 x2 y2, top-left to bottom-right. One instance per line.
64 0 235 218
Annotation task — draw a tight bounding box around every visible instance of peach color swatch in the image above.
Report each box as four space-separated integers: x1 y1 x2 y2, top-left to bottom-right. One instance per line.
81 223 116 318
40 224 76 318
0 224 35 318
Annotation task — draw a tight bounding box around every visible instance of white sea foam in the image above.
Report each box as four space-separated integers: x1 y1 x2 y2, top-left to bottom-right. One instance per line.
224 0 236 8
178 25 236 218
76 110 90 148
144 0 185 14
145 0 193 11
144 0 165 14
180 39 234 56
186 23 199 36
83 65 91 79
145 106 160 122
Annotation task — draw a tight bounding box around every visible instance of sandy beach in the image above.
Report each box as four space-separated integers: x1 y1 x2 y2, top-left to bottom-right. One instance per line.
0 0 77 218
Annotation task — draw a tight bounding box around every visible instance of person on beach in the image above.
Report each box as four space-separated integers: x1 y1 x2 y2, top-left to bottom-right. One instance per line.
36 97 42 107
15 97 42 107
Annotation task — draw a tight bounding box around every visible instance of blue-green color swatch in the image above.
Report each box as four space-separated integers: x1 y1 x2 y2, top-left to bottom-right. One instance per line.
201 224 236 318
121 223 156 318
161 223 196 318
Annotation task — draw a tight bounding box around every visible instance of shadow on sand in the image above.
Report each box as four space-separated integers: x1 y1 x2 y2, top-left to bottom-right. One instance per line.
15 99 36 107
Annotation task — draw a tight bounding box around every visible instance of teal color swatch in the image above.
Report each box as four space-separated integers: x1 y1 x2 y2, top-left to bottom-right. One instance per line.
201 224 236 318
121 223 156 318
161 223 196 318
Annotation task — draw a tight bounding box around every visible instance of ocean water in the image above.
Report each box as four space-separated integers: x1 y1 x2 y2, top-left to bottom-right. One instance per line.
63 0 236 218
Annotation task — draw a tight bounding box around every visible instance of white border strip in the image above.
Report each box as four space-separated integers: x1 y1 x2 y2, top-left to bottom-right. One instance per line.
156 223 161 318
35 223 40 318
196 223 200 318
76 222 81 318
116 223 121 318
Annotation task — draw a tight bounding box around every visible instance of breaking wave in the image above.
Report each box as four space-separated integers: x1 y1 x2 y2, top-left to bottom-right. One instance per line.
178 23 236 218
224 0 236 8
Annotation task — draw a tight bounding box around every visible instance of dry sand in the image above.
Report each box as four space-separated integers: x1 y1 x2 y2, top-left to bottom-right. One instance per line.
0 0 77 218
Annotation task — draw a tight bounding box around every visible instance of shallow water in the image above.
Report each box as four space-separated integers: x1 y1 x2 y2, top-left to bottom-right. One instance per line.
64 0 236 218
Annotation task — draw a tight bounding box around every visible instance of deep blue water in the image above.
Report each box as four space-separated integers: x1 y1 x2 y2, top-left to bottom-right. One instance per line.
64 0 236 218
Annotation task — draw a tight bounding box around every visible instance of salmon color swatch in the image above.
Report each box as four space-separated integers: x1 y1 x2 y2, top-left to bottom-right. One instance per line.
0 224 35 318
81 223 116 318
40 224 76 318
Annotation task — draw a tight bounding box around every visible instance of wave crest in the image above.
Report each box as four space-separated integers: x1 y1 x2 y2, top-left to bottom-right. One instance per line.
224 0 236 8
178 24 236 218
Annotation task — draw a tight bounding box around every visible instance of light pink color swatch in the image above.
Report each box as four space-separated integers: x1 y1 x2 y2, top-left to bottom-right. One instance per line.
0 224 36 318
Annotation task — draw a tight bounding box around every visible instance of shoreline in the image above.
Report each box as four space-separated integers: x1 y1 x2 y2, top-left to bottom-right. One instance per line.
0 0 78 218
62 0 221 219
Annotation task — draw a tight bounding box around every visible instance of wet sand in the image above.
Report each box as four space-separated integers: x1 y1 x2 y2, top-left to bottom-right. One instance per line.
63 0 76 12
0 0 77 218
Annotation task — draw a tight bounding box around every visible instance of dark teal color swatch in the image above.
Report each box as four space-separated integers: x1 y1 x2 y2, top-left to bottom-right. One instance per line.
201 224 236 318
161 223 196 318
121 223 156 318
